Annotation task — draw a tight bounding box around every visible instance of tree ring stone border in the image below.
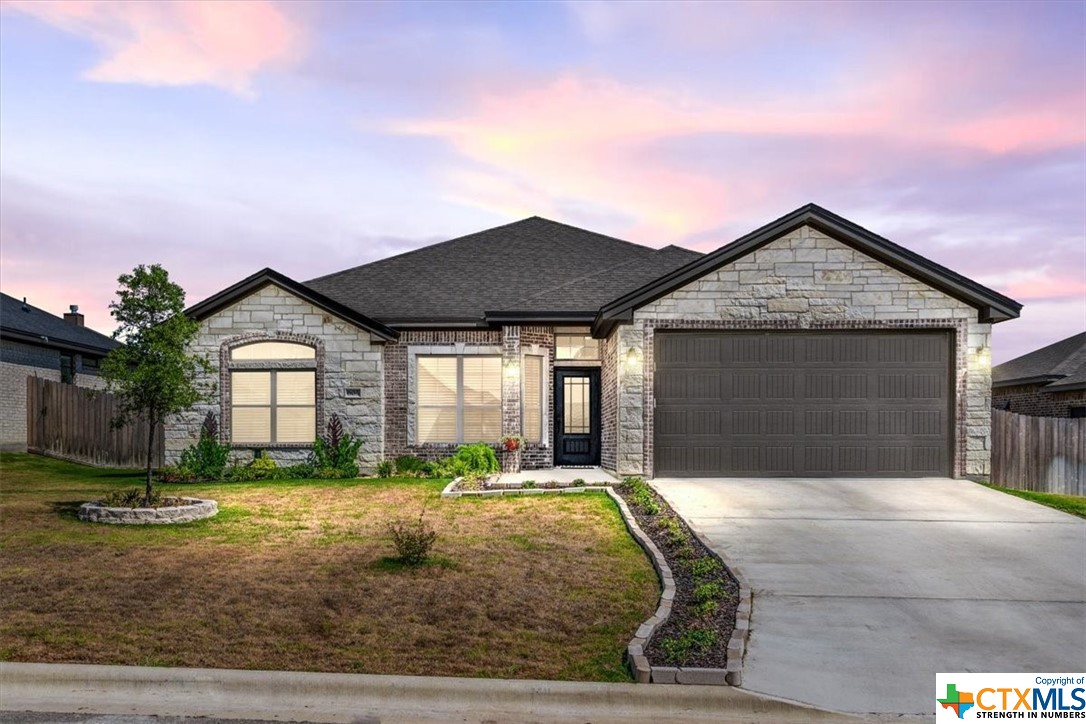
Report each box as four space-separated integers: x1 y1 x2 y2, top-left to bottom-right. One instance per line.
78 498 218 525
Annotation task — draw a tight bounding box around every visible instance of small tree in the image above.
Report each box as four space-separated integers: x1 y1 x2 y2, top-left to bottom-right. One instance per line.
101 264 210 504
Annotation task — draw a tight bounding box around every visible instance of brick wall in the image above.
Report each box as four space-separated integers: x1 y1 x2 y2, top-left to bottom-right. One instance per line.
618 224 993 478
993 384 1086 417
1 340 107 451
383 326 557 469
164 284 385 471
600 333 618 472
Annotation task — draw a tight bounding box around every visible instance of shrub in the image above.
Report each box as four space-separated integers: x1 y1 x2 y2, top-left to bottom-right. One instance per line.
394 455 428 475
178 412 231 480
99 488 183 509
245 452 280 480
522 480 537 489
459 472 485 491
440 443 499 477
693 599 719 617
386 511 438 565
693 581 727 604
572 477 586 486
155 465 193 484
311 415 362 478
658 628 718 664
687 557 722 580
376 460 394 478
656 516 687 546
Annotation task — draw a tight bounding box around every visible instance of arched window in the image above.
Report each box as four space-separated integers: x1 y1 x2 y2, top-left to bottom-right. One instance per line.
228 341 316 444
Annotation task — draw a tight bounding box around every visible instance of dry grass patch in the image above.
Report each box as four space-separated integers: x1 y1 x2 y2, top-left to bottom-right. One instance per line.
0 454 658 680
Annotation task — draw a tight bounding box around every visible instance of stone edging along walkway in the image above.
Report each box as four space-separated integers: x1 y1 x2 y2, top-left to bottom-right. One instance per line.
78 498 218 525
440 479 753 687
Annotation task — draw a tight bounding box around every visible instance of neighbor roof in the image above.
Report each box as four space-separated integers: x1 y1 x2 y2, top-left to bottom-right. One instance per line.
306 217 699 325
992 332 1086 391
593 203 1023 336
0 292 119 355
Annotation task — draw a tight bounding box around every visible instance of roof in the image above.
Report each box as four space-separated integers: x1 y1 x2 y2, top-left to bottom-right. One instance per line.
305 217 697 325
992 332 1086 391
184 268 399 341
0 292 119 355
592 203 1023 336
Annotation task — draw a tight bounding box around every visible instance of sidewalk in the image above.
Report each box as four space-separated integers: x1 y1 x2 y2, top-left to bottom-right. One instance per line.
1 662 862 723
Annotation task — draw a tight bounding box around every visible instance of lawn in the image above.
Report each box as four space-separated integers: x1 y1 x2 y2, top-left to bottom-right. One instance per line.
980 482 1086 519
0 453 659 681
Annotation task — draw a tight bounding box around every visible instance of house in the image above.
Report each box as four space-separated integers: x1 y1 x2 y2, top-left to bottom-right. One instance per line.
992 332 1086 417
170 204 1021 478
0 293 119 451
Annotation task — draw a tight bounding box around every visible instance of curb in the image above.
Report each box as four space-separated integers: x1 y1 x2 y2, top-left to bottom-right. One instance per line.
0 662 861 723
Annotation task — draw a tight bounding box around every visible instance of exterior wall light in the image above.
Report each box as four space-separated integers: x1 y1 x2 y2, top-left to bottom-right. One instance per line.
973 348 992 369
626 346 642 370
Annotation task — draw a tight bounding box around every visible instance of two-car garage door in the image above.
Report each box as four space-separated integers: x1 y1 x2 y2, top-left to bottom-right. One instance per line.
653 331 953 477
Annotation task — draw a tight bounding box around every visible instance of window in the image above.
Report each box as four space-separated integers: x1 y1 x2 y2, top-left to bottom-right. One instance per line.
556 333 599 360
522 355 544 443
1071 406 1086 419
417 356 501 443
230 341 316 444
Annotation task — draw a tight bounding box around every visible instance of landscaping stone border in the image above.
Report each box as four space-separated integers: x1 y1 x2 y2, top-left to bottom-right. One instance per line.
439 478 751 687
78 498 218 525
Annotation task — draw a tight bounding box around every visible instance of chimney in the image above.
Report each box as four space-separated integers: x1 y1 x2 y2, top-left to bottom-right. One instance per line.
63 304 84 327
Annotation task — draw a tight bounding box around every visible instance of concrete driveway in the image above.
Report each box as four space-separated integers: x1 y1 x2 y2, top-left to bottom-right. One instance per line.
651 477 1086 716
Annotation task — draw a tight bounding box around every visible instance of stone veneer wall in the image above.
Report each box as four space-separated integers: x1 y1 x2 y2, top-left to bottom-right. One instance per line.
993 384 1086 418
615 224 993 478
1 340 106 451
165 284 384 470
383 327 556 469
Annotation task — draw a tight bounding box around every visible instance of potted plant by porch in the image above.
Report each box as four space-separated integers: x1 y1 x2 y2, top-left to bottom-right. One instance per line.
500 435 523 473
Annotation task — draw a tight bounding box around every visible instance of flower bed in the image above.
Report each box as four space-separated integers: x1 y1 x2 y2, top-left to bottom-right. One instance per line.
78 497 218 525
615 477 747 684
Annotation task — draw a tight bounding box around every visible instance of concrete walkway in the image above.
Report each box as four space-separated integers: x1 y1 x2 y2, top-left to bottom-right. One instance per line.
496 467 617 485
0 662 868 723
651 477 1086 716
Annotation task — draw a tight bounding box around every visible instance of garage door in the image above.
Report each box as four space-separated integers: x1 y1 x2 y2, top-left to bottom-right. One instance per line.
654 331 952 477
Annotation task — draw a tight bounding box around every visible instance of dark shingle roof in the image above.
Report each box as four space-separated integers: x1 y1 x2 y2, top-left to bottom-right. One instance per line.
0 293 119 354
505 245 703 312
306 217 682 322
992 332 1086 391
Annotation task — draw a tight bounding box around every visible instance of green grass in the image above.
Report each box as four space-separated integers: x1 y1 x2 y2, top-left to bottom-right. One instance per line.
0 453 659 681
980 483 1086 519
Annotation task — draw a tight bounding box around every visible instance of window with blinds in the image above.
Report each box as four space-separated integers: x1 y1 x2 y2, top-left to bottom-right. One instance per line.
231 368 316 444
417 355 501 443
522 355 543 443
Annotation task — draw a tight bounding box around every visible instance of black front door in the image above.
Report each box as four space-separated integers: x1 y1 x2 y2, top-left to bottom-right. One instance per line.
554 368 600 466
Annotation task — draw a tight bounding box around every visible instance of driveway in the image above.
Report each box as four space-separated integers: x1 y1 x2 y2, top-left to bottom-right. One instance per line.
651 477 1086 716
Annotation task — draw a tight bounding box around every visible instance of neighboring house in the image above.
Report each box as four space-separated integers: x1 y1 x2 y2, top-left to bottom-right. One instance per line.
170 204 1021 478
0 293 119 451
992 332 1086 417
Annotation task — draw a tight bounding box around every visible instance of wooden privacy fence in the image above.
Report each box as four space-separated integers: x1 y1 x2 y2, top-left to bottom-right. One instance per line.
991 409 1085 496
26 376 163 468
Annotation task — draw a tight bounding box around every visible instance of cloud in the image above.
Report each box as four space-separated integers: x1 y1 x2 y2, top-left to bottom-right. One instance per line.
3 0 302 96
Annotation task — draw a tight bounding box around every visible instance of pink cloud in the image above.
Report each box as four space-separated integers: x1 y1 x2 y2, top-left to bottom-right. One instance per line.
390 73 1084 242
4 0 302 96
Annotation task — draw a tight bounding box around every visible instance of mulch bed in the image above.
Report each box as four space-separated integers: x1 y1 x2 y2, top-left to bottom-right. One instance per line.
614 479 740 669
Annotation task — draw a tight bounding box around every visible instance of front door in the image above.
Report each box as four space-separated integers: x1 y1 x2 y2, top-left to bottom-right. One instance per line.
554 368 600 466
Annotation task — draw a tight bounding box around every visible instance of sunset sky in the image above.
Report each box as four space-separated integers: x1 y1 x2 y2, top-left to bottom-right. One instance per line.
1 0 1083 363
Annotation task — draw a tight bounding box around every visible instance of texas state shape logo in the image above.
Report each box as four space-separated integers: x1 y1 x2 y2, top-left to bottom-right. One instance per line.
939 683 976 718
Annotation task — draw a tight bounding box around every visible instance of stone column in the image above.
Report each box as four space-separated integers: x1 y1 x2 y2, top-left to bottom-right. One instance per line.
616 323 646 476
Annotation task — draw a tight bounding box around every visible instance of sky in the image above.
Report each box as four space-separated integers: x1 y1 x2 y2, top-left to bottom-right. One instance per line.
0 0 1083 364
